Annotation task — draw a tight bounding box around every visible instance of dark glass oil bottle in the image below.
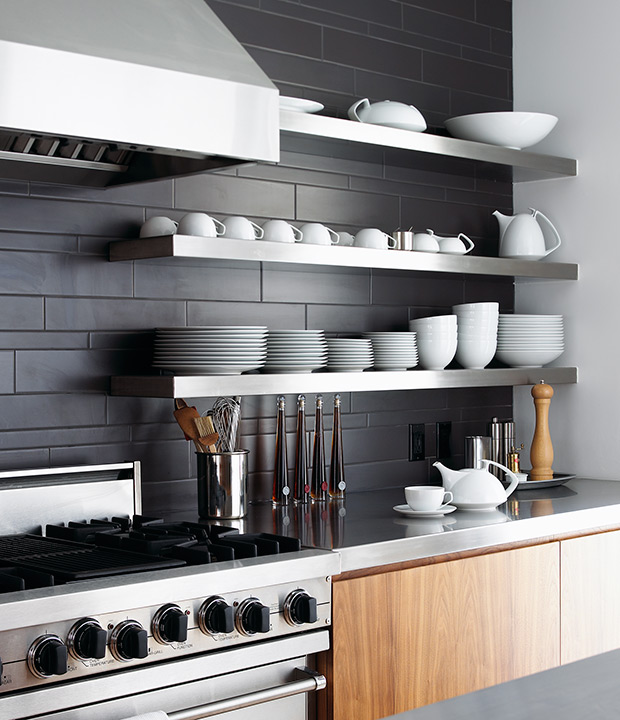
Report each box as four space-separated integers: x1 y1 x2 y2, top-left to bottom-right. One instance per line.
272 396 290 504
310 395 328 501
293 395 310 503
329 394 346 498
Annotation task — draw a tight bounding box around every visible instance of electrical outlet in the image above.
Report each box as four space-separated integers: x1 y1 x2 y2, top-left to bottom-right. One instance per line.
436 421 452 459
409 424 425 461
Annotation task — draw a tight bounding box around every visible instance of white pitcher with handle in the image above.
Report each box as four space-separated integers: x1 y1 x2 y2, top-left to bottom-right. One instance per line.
493 207 562 260
433 459 519 511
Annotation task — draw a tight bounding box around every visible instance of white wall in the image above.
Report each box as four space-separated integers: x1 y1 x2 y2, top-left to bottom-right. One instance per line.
513 0 620 478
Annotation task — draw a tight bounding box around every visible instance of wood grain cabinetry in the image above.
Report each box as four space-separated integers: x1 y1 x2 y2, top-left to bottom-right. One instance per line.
561 529 620 665
321 544 560 720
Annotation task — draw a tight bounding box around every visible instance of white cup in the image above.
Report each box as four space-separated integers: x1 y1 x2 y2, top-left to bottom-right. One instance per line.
354 228 397 250
337 231 356 246
405 485 453 512
139 216 178 238
262 219 303 243
177 212 226 237
411 230 440 253
222 216 264 240
299 223 340 246
417 334 458 370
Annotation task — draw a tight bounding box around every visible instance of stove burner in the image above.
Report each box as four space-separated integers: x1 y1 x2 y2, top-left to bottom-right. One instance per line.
0 517 303 594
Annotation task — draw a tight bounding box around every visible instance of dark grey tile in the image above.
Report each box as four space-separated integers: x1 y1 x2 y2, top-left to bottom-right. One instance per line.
0 331 87 349
174 174 295 219
280 146 383 180
187 300 305 328
0 231 78 253
246 47 355 93
324 28 422 81
384 150 477 190
16 349 139 393
447 386 512 408
343 458 430 492
142 478 198 516
0 394 106 430
423 52 510 100
107 396 179 426
29 179 174 207
351 389 447 413
0 196 143 237
367 407 455 427
0 296 43 330
0 425 129 450
463 275 514 309
134 261 261 302
301 0 402 27
90 332 153 350
476 0 511 31
0 180 29 195
402 5 491 49
0 251 133 297
262 265 370 305
307 304 407 333
238 163 349 190
296 186 399 227
349 175 445 202
259 0 369 33
209 1 322 57
462 46 512 70
367 23 462 58
400 0 475 21
342 425 408 463
490 28 512 57
0 449 50 470
372 269 465 307
0 352 14 393
399 196 495 240
448 90 512 118
45 298 185 331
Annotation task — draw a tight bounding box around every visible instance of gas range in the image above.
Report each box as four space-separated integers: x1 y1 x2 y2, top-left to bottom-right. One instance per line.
0 462 339 720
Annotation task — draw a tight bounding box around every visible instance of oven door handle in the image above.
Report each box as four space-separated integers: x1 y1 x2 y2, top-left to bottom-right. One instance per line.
167 667 326 720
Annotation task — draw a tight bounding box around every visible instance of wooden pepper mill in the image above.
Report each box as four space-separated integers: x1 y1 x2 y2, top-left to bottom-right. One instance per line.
530 381 554 481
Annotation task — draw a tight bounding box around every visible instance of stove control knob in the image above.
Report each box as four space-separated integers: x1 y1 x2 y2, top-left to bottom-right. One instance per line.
67 618 107 660
284 589 318 626
110 620 148 661
27 635 68 678
152 604 188 644
235 597 270 636
198 596 234 635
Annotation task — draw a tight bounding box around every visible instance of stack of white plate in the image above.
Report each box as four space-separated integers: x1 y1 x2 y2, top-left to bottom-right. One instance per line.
408 315 457 370
453 302 499 369
153 326 268 375
263 330 328 373
326 338 374 372
363 332 419 371
496 314 565 367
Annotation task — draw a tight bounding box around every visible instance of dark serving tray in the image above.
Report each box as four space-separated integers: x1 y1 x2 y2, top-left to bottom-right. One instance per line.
515 473 576 490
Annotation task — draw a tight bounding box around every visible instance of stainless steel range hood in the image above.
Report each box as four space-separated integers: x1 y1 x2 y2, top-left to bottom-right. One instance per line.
0 0 279 186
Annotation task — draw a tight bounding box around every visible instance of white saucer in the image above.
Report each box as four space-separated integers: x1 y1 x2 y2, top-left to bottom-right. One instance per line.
279 96 324 113
393 504 456 517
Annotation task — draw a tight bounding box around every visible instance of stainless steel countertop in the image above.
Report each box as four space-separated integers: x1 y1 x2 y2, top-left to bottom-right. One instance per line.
237 477 620 573
381 647 620 719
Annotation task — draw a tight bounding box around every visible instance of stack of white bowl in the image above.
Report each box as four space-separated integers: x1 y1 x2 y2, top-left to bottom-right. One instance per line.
326 338 374 372
153 326 267 375
453 302 499 369
408 315 457 370
363 332 418 371
496 314 564 368
263 330 328 373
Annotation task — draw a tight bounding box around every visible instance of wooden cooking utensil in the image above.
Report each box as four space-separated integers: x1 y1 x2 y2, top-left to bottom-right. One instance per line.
173 399 203 452
194 415 219 453
530 381 554 481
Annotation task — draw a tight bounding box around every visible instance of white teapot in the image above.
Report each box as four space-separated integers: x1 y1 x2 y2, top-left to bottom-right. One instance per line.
494 208 562 260
348 99 427 132
433 459 519 511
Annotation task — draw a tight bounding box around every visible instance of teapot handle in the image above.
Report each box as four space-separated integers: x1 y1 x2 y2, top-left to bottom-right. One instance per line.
531 208 562 257
482 459 520 498
458 233 475 254
348 98 370 123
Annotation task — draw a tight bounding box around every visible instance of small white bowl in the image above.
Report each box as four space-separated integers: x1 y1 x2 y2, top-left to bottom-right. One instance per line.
444 112 558 150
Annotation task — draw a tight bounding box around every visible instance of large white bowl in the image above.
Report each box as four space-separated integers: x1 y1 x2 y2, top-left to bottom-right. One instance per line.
495 347 564 367
445 112 558 150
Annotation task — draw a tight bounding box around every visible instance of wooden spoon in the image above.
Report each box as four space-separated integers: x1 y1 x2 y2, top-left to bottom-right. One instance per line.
173 399 203 452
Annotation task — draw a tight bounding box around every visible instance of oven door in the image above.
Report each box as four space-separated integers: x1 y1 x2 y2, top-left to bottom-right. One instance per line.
0 633 329 720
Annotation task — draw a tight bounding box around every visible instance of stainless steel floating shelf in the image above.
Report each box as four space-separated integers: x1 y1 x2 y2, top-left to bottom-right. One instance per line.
279 110 578 179
109 235 578 280
110 367 578 398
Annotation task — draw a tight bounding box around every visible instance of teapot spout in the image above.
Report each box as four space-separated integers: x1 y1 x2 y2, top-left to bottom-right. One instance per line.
492 210 512 238
432 461 465 491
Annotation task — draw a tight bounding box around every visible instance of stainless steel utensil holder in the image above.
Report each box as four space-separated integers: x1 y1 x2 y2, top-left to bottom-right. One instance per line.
197 450 249 519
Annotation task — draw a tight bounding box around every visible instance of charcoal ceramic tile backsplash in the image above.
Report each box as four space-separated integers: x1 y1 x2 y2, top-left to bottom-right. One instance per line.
0 0 514 514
